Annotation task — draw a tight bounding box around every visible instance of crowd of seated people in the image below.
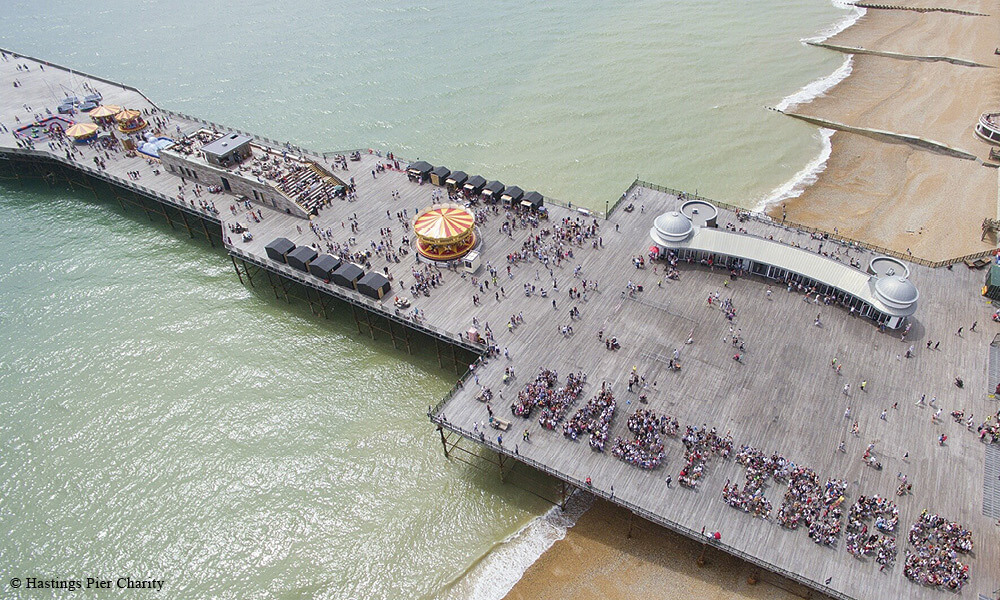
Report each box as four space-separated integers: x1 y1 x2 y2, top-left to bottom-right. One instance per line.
723 446 777 518
678 425 732 488
563 386 616 452
845 495 898 567
776 467 848 547
612 409 666 470
537 372 587 430
904 512 972 590
511 369 559 417
270 160 344 214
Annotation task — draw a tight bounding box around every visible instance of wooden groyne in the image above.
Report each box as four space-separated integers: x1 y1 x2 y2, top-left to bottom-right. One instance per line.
771 108 981 161
850 2 989 16
807 41 995 68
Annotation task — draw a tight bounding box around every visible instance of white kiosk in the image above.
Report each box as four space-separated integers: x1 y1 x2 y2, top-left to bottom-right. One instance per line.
463 250 481 274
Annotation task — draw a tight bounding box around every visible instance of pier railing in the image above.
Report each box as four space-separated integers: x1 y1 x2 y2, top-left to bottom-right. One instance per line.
0 146 221 223
631 178 996 268
0 47 163 111
427 411 852 600
3 43 986 268
227 246 486 355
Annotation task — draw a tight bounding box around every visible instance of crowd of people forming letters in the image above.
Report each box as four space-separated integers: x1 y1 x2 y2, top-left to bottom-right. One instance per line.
497 367 974 591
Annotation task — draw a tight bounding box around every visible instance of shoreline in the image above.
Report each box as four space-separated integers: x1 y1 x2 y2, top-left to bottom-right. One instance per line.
762 0 999 260
503 499 824 600
501 3 996 597
755 0 866 212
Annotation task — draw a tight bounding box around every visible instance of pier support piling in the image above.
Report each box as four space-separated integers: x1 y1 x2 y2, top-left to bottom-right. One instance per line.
178 210 195 239
438 425 450 459
230 255 245 286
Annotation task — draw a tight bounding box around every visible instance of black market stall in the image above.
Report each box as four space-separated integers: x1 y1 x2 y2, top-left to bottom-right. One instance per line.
265 237 296 263
308 254 342 280
286 245 318 272
430 165 451 186
501 185 524 206
331 262 365 290
357 272 392 299
482 180 505 202
463 175 486 196
445 170 468 190
522 191 544 210
407 161 433 182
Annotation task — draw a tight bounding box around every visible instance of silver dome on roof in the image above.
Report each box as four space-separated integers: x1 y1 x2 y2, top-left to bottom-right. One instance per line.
652 211 694 242
874 275 919 309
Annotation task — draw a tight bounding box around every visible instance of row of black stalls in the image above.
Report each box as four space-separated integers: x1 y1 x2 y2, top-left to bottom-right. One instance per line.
265 237 392 300
405 161 545 211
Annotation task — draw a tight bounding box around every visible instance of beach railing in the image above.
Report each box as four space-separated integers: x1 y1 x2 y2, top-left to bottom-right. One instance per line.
630 178 995 268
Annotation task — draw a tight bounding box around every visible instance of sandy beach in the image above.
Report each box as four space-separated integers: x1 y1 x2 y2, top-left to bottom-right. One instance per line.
769 0 1000 261
504 499 823 600
506 4 997 599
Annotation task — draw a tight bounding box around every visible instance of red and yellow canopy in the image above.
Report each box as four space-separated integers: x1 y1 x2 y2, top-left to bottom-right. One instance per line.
413 205 475 243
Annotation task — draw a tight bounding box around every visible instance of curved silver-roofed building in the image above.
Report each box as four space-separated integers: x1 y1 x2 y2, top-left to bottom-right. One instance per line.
650 205 918 329
652 211 694 243
874 275 919 310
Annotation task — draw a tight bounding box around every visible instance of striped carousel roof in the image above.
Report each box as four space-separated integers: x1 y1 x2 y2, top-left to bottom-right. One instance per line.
413 205 475 242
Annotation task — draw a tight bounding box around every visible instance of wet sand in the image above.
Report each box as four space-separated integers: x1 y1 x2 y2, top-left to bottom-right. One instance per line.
769 1 1000 261
506 5 997 599
504 499 823 600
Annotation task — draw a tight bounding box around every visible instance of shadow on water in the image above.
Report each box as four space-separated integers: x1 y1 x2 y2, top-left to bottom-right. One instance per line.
0 161 462 374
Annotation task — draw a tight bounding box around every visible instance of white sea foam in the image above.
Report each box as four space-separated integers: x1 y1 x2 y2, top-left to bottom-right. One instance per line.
756 128 835 211
804 0 866 44
775 55 853 112
762 1 865 210
435 492 593 600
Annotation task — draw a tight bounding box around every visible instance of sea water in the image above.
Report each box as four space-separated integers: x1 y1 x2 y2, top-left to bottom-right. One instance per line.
0 1 854 598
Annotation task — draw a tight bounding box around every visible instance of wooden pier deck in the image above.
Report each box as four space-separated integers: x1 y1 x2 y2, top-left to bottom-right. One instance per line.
1 50 999 600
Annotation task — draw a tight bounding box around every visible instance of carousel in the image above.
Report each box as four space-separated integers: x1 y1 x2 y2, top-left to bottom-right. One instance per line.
412 203 478 262
114 108 147 133
89 104 121 123
66 122 99 142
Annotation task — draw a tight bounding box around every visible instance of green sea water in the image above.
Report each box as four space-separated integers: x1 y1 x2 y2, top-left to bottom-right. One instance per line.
0 1 853 598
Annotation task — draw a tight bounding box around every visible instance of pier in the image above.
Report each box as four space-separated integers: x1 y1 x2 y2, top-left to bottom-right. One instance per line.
2 50 999 600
